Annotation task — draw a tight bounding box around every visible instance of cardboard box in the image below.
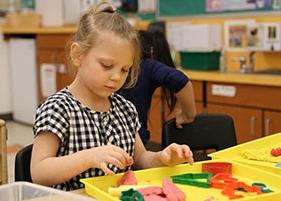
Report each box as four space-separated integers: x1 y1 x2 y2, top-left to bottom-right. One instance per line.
5 12 41 28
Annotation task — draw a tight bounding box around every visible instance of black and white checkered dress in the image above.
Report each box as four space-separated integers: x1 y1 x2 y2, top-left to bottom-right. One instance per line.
33 87 141 190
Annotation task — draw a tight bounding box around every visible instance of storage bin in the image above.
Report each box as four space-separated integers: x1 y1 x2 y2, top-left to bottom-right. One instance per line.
180 51 220 70
81 159 281 201
209 133 281 175
0 182 93 201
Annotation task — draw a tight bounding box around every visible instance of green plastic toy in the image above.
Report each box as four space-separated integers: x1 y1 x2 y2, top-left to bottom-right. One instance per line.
120 188 144 201
171 173 212 188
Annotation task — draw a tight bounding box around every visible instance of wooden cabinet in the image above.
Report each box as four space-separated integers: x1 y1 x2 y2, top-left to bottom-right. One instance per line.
264 110 281 136
207 103 262 144
192 80 204 113
148 88 163 144
36 34 73 103
206 82 281 143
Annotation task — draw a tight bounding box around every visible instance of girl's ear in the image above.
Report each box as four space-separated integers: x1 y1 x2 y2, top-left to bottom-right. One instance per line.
70 43 82 67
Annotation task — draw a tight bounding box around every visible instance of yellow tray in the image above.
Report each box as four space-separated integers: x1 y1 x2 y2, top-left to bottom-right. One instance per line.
80 160 281 201
209 133 281 175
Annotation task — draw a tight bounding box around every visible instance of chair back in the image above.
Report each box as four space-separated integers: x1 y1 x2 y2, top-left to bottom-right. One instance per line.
162 113 237 160
15 144 33 182
0 119 8 184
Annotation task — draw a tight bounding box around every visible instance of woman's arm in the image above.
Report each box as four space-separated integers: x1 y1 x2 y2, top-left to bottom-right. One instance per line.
174 81 197 128
31 132 133 186
144 59 196 127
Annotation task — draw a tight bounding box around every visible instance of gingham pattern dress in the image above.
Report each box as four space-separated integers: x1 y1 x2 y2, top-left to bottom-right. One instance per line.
33 87 141 191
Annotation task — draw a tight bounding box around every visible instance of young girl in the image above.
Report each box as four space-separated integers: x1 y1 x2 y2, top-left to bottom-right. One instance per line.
120 30 197 144
31 2 193 191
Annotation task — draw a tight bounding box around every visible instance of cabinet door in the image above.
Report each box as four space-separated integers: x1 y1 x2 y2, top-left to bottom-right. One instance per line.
37 34 71 49
148 88 162 144
264 110 281 136
195 102 204 114
37 49 73 103
37 34 73 103
192 80 204 113
207 103 262 144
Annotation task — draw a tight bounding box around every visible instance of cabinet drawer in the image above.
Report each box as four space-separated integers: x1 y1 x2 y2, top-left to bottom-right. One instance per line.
207 82 281 110
37 34 72 49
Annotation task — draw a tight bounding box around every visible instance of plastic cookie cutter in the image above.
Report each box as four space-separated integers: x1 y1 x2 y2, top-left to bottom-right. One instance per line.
210 173 238 189
202 162 232 175
252 182 273 193
171 173 212 188
222 181 263 199
120 188 144 201
210 173 263 199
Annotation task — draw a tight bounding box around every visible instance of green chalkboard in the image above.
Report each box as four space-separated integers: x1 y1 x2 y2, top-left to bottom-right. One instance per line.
158 0 275 17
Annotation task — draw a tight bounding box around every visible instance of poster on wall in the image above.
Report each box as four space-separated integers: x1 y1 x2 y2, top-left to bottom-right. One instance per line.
138 0 156 13
206 0 272 12
224 19 260 50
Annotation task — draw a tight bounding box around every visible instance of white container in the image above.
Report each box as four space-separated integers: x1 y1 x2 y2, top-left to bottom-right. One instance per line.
9 38 37 124
36 0 99 26
0 182 94 201
35 0 64 27
63 0 83 25
0 33 12 115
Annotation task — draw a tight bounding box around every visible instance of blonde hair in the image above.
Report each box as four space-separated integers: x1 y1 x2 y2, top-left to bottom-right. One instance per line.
68 1 140 88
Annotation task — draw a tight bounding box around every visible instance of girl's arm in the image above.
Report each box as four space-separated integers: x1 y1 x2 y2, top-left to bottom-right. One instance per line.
174 81 197 128
133 134 193 169
31 132 92 186
31 132 133 186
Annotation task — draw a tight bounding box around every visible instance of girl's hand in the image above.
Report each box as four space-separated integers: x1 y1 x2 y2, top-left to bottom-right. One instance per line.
160 143 193 166
89 145 133 175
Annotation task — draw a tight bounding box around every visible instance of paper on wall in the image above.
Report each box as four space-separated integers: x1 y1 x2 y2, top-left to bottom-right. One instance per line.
40 64 56 97
167 22 221 52
167 22 190 51
224 19 256 51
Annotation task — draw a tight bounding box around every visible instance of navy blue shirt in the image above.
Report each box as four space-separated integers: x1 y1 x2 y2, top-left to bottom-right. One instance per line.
120 59 189 144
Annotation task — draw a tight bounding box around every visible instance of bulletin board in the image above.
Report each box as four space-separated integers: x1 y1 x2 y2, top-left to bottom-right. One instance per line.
158 0 277 17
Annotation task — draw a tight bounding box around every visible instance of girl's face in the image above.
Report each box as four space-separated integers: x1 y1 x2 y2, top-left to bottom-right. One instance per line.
75 31 134 99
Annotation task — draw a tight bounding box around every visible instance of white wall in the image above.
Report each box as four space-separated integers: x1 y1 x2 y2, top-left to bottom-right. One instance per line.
0 33 12 114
